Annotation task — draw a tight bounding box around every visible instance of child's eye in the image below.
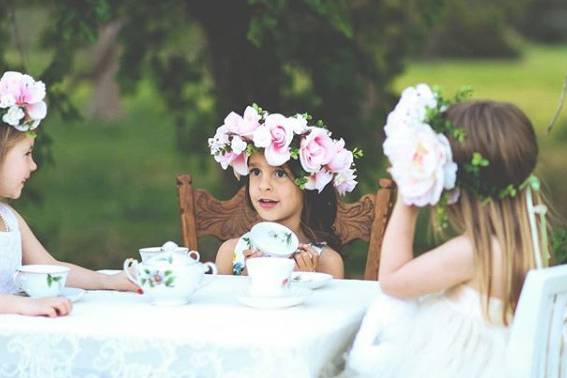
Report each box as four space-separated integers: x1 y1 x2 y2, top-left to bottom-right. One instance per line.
250 168 261 176
275 169 287 178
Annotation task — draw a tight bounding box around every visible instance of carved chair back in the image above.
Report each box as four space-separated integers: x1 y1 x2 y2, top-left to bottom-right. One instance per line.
176 174 395 280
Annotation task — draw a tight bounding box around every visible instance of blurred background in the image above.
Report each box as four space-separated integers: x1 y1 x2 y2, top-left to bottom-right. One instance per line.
1 0 566 277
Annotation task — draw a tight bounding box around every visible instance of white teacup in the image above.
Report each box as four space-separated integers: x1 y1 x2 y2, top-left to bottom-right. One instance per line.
139 246 198 263
13 265 70 298
246 257 294 297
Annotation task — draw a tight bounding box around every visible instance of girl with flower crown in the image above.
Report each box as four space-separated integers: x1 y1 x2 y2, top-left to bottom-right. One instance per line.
345 84 553 377
209 105 361 278
0 71 137 317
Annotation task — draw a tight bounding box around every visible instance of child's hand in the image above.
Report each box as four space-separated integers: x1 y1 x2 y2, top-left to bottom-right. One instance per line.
104 271 140 292
293 243 320 272
18 296 72 317
243 249 264 260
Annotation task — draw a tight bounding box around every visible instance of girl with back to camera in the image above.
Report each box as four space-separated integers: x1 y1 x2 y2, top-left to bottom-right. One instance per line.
345 84 553 377
209 105 361 278
0 71 137 317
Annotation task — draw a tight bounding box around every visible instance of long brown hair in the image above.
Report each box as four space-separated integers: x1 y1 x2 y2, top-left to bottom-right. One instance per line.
443 101 546 324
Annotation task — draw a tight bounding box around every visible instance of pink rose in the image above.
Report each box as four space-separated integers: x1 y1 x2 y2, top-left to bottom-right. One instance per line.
383 122 457 206
263 113 294 166
299 127 335 173
304 170 334 193
326 138 353 173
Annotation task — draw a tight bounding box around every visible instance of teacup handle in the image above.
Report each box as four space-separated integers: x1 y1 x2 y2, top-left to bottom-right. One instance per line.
123 258 140 286
203 262 218 275
188 250 200 261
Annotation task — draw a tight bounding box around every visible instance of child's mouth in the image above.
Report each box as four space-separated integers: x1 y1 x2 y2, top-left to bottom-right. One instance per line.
258 199 279 209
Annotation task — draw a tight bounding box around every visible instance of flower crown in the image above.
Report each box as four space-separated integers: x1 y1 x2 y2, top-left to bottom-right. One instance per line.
0 71 47 135
208 104 362 195
383 83 543 227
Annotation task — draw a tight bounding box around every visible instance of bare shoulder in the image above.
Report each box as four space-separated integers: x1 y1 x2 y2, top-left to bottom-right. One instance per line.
216 238 239 274
219 238 239 252
318 246 344 279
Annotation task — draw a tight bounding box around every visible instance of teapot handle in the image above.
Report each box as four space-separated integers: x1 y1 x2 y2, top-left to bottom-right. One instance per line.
203 262 218 275
123 258 140 286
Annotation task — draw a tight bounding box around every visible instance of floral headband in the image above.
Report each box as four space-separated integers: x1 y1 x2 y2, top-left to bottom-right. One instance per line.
383 84 550 240
208 104 362 195
0 71 47 135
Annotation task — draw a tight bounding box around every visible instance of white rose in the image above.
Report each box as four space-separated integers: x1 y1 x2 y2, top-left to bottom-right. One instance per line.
2 105 25 127
383 122 457 206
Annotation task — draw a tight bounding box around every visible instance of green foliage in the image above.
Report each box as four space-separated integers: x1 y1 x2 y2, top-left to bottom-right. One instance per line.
552 229 567 265
422 0 526 58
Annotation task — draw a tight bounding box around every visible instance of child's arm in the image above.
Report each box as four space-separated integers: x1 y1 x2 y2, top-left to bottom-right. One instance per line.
0 294 72 317
15 210 137 292
216 238 239 275
378 195 475 299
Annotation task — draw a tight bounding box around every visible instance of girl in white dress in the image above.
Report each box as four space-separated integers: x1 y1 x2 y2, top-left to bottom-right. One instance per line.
0 71 136 317
346 85 552 377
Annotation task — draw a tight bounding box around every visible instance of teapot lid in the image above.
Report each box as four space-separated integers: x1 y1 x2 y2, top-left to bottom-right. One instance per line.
144 241 199 265
146 250 198 265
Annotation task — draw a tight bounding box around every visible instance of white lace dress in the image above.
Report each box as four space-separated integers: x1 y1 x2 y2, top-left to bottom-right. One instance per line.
345 284 509 378
0 202 22 294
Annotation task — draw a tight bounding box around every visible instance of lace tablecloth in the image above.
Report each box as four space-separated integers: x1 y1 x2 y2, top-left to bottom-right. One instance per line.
0 275 378 378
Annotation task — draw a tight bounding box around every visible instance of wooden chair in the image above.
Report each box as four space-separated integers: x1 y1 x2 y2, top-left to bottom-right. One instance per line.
176 174 395 280
507 264 567 378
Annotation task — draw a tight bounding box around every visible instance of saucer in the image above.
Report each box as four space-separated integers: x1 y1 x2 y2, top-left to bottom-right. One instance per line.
14 287 85 302
237 287 310 309
291 272 333 290
61 288 86 302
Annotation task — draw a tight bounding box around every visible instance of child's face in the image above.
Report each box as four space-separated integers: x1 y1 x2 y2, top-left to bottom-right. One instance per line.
0 136 37 199
248 153 303 228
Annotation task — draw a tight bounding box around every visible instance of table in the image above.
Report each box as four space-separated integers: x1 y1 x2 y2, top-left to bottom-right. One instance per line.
0 275 379 378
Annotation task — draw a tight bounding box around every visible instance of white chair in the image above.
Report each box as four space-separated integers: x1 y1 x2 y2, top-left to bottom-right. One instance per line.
507 264 567 378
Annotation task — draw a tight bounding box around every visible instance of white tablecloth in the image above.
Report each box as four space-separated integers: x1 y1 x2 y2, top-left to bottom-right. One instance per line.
0 275 378 378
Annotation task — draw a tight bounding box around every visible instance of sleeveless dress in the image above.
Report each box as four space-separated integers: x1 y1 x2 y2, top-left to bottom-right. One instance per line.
0 202 22 294
345 284 509 378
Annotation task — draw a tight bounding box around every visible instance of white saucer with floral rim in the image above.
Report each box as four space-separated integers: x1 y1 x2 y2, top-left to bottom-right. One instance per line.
15 287 86 303
291 272 333 290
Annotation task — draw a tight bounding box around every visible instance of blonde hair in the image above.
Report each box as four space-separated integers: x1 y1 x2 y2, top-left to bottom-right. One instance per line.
442 101 547 325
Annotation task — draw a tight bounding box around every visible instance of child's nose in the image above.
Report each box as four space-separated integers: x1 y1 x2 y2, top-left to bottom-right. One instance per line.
259 176 272 191
30 159 38 171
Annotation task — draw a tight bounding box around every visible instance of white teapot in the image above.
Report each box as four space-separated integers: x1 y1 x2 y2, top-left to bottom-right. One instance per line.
124 250 217 306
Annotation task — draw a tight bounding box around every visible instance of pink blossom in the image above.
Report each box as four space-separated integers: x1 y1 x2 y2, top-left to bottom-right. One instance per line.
0 71 45 107
326 138 353 173
299 127 335 173
263 114 294 166
214 151 249 177
304 170 334 193
223 106 260 138
334 168 358 195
